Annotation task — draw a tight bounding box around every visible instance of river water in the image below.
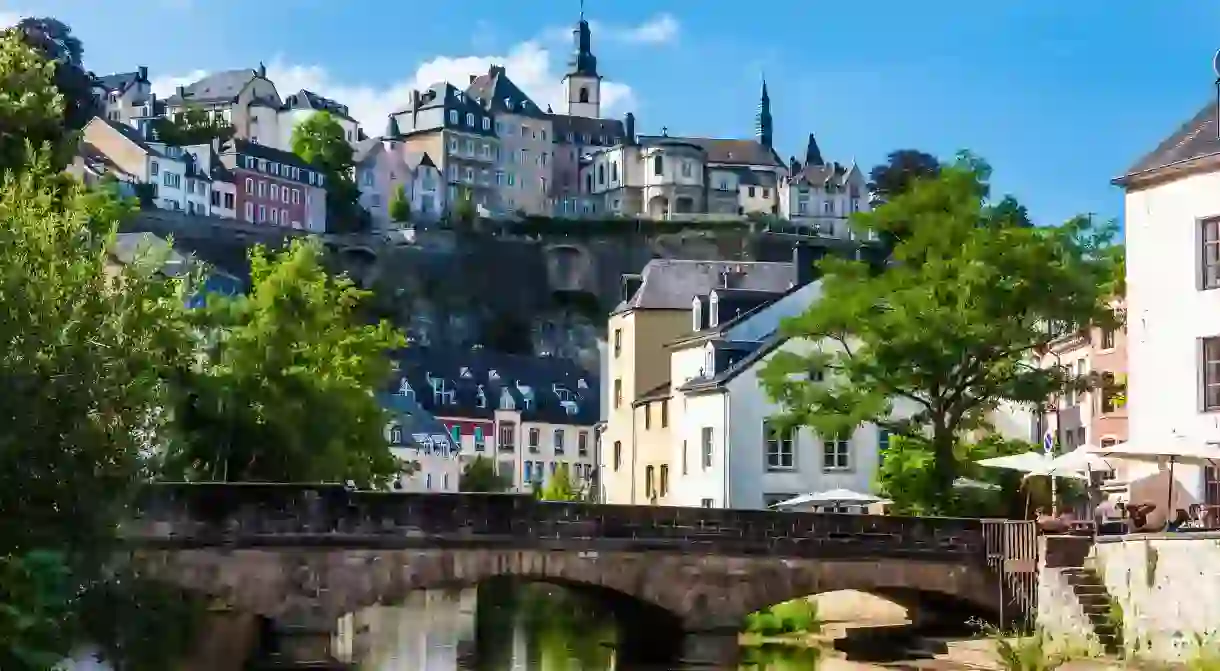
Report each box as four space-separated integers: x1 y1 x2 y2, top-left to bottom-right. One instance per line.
334 581 826 670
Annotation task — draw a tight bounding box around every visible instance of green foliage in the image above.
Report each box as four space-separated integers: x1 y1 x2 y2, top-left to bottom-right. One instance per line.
538 464 587 502
290 111 367 233
1187 633 1220 671
459 455 512 492
451 186 477 235
986 627 1066 671
743 598 821 636
760 156 1121 499
0 29 69 175
388 183 411 224
148 105 235 146
163 237 405 486
0 155 197 668
868 148 940 202
878 434 1035 516
14 17 97 135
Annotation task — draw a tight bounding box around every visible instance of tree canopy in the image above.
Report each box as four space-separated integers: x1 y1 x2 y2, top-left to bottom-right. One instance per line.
867 149 940 202
163 238 405 486
389 183 411 224
290 111 367 233
13 17 96 136
148 106 235 147
459 455 512 493
538 465 587 502
760 156 1122 510
0 30 70 174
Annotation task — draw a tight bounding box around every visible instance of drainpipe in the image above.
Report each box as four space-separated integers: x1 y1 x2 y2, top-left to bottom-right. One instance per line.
722 393 730 508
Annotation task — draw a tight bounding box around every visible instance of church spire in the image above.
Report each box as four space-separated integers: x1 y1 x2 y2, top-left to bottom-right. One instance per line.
755 77 773 149
568 0 599 77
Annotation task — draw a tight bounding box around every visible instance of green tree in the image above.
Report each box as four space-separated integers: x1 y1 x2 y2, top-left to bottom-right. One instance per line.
877 434 1035 517
14 18 97 136
164 238 405 486
0 30 69 174
290 111 367 233
760 157 1121 508
389 183 411 225
0 153 198 668
867 149 940 202
459 455 512 493
451 186 477 234
148 105 235 146
538 464 587 502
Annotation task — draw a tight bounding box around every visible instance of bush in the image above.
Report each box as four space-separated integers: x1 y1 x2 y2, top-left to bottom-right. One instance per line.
744 598 820 636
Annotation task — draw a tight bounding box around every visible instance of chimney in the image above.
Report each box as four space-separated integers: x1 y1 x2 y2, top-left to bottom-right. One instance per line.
789 156 801 175
621 274 643 303
792 243 823 287
624 112 636 145
137 65 148 81
175 85 185 99
257 62 267 78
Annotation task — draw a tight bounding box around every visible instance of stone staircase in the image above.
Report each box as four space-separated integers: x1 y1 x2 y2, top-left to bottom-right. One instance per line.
1061 565 1121 655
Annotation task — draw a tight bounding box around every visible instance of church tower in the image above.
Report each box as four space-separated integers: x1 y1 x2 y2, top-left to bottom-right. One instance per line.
755 78 773 149
562 4 601 118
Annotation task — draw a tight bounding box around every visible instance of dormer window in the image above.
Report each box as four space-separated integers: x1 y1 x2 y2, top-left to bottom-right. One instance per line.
704 345 715 378
709 292 720 328
692 296 702 331
488 369 500 381
397 378 415 401
499 388 515 410
389 424 403 445
476 384 487 408
460 366 473 378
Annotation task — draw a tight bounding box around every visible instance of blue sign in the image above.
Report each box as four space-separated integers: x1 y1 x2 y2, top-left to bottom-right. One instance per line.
1043 432 1055 455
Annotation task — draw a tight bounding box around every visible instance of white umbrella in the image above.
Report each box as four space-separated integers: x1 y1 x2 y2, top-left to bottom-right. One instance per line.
1088 436 1220 513
953 477 1001 491
1045 445 1114 477
976 451 1053 475
772 488 891 509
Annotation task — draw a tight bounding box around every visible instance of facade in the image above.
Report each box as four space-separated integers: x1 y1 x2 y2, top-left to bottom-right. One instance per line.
219 138 327 232
467 66 555 216
79 118 219 215
93 66 153 124
391 348 600 495
1036 308 1129 453
779 136 872 239
1117 96 1220 503
601 255 805 505
278 89 362 149
354 127 446 230
163 65 282 145
390 83 500 216
382 389 462 493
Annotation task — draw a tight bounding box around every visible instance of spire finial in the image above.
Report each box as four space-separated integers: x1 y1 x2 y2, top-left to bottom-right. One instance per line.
579 0 585 20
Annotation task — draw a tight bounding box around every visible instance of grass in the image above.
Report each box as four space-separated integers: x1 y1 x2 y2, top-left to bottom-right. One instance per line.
743 598 822 637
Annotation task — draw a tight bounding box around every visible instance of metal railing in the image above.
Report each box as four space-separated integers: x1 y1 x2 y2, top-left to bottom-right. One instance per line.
982 519 1039 628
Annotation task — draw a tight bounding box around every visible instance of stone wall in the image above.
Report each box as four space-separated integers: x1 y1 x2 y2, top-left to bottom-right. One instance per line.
1037 535 1108 656
1093 533 1220 661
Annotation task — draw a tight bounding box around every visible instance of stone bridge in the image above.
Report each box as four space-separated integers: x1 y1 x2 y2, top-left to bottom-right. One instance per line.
124 484 1032 666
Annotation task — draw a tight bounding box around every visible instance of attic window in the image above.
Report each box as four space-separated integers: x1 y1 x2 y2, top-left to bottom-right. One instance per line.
709 292 719 328
488 369 500 381
397 378 415 401
460 366 473 378
704 345 715 377
499 388 515 411
476 384 487 408
692 297 702 331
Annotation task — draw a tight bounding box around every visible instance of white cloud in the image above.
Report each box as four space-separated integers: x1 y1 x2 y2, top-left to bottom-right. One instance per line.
0 11 23 28
151 40 637 132
617 13 680 44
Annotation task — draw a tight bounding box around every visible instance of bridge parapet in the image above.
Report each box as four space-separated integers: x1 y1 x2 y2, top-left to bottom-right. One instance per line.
127 483 988 562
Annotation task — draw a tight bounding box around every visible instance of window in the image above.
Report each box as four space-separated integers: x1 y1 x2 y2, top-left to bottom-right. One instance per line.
682 441 688 474
823 434 851 471
257 181 266 197
270 208 278 224
389 425 403 445
270 184 278 201
292 189 300 205
653 154 663 176
258 205 266 222
465 139 475 154
150 160 159 176
498 422 516 451
578 431 588 456
211 190 220 207
644 404 652 430
611 162 618 182
449 137 459 153
245 178 253 194
614 379 622 408
482 117 490 131
223 193 234 209
1204 337 1220 411
281 209 288 225
764 188 770 198
579 86 589 103
528 427 540 452
598 165 605 185
1101 327 1116 350
878 428 891 454
660 400 668 428
1100 372 1119 414
162 172 181 188
613 329 621 357
450 425 461 444
448 110 458 124
244 202 254 222
659 464 669 498
681 161 692 177
765 422 795 470
701 427 713 469
613 441 622 470
1204 219 1220 290
465 113 475 127
553 429 565 454
645 465 655 499
474 426 485 451
701 499 713 509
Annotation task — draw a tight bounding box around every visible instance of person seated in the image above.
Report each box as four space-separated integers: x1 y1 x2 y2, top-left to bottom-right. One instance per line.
1128 503 1166 533
1035 507 1070 533
1168 508 1191 531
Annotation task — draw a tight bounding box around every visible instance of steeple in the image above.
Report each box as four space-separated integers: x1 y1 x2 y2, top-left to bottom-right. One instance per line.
385 114 400 139
804 133 824 166
755 77 773 149
568 0 599 78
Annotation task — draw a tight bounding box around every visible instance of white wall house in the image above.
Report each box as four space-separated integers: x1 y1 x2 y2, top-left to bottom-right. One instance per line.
1116 100 1220 503
384 389 463 493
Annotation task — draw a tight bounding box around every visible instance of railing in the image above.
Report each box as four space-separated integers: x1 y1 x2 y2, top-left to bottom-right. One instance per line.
983 519 1039 628
126 483 990 562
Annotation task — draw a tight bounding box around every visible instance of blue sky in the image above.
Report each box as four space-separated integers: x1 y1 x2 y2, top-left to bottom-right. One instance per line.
10 0 1220 226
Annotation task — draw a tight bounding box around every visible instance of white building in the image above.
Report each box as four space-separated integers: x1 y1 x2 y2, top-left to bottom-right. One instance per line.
1115 96 1220 503
384 389 463 493
354 126 444 230
278 89 362 149
467 65 555 216
93 66 153 125
778 136 872 239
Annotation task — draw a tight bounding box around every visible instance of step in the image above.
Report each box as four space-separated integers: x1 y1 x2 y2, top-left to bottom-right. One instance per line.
1075 593 1111 606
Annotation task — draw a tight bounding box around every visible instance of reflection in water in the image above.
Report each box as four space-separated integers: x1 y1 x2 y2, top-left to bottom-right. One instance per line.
341 581 818 670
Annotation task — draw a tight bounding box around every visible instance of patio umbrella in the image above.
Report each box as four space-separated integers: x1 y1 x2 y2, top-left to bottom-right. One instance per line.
975 451 1054 475
772 488 892 509
953 477 1001 491
1087 436 1220 514
1045 445 1114 478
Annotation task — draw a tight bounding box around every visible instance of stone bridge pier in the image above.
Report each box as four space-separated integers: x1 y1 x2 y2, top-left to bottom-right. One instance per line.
124 484 1036 667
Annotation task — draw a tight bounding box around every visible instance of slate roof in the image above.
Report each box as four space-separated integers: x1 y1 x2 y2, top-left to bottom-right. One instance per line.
615 260 796 313
99 117 158 155
282 89 356 122
404 151 436 171
224 138 320 171
380 392 456 453
677 334 782 393
391 347 599 426
164 69 258 106
466 66 549 119
352 137 384 164
1118 99 1220 182
637 136 784 167
96 70 143 93
551 114 625 146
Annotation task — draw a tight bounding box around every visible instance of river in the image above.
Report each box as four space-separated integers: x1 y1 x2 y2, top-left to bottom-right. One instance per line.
333 580 939 670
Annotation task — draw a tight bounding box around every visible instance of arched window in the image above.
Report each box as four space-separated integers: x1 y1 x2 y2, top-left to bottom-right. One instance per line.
597 164 605 185
585 173 593 193
579 86 590 103
653 154 663 176
611 162 618 182
613 441 622 470
245 177 253 194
